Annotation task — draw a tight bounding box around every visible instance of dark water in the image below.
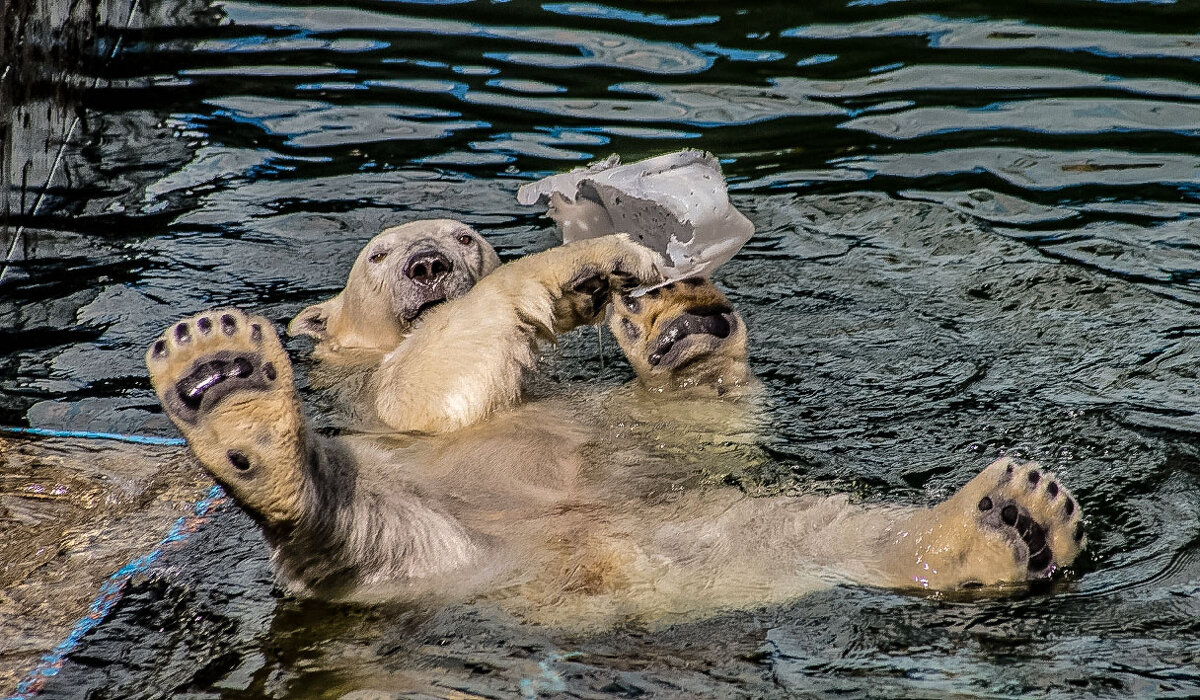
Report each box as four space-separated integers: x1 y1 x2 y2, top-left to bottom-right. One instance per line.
2 0 1200 697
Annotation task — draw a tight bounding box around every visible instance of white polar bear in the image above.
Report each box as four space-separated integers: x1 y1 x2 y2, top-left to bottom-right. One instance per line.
145 231 1085 628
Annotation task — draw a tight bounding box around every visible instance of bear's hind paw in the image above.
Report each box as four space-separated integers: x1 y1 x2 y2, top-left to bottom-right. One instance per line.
974 458 1086 578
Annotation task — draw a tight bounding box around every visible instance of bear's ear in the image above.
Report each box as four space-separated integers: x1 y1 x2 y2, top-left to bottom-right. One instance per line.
288 299 336 340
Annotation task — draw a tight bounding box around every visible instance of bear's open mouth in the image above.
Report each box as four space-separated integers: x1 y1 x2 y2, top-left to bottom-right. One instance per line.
648 304 735 367
404 296 447 322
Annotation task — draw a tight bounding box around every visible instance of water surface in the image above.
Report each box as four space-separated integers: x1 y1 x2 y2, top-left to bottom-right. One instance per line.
2 0 1199 697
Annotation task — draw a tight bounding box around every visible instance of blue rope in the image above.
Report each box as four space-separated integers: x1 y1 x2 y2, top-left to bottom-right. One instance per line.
520 651 581 698
0 427 185 446
3 424 217 700
5 485 225 700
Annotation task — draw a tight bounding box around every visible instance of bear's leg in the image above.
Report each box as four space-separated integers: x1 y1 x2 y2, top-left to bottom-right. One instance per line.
874 457 1086 589
370 234 664 433
146 309 313 528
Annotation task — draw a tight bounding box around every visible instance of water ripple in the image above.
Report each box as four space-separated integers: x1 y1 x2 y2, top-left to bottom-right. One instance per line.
206 96 486 147
837 148 1200 189
221 2 712 74
788 15 1200 60
845 98 1200 139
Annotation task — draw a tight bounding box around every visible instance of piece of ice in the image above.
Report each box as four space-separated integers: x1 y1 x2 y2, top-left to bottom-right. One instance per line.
516 149 754 291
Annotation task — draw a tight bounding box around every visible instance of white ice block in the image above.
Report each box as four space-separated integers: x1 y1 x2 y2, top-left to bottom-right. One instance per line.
516 150 754 290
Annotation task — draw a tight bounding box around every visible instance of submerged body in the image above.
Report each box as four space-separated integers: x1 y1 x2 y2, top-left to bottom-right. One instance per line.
146 230 1086 628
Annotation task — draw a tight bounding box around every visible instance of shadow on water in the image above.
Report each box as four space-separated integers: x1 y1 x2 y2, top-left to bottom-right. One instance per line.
1 0 1199 697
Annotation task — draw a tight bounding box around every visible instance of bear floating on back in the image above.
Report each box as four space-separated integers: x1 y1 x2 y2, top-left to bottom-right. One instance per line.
146 227 1085 629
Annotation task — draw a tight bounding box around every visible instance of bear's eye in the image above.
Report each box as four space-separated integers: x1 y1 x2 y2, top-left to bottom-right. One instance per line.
621 294 640 314
368 249 389 264
457 233 473 246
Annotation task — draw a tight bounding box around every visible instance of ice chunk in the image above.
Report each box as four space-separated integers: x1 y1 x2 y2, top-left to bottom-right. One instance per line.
516 150 754 290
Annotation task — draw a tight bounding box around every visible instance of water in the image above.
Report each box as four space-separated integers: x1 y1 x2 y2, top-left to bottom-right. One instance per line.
1 0 1199 696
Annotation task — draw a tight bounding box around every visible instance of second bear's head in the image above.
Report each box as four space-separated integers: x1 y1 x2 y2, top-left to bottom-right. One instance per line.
289 219 501 357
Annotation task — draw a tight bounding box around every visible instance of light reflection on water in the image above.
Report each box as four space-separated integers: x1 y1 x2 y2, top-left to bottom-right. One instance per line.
2 0 1199 696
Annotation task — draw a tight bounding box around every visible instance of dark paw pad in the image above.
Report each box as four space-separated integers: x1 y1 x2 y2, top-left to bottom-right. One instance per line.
983 498 1056 575
166 350 275 424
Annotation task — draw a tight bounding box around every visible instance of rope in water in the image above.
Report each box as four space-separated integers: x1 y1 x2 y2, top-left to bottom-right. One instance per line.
4 427 579 697
519 651 581 699
0 426 186 446
3 427 219 700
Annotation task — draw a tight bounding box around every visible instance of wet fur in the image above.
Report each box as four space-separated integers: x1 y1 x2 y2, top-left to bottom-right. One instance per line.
287 219 500 363
147 232 1086 628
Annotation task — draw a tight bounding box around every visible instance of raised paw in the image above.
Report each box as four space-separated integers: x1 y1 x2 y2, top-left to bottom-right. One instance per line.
971 457 1086 577
886 457 1086 590
146 309 308 526
146 309 294 426
607 276 752 393
544 234 666 331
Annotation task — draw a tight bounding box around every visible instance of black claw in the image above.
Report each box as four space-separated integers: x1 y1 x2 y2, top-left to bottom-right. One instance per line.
1064 498 1075 517
250 324 263 342
1027 470 1041 486
978 496 993 512
220 314 237 336
263 362 277 381
1046 481 1059 498
1001 504 1018 526
152 339 168 358
174 324 191 343
197 317 213 334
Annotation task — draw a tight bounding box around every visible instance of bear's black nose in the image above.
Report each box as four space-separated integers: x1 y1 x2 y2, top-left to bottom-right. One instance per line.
404 250 453 286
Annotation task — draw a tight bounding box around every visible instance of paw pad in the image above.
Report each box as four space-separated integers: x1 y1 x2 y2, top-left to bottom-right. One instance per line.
146 309 291 426
226 450 251 472
569 268 611 316
976 459 1086 578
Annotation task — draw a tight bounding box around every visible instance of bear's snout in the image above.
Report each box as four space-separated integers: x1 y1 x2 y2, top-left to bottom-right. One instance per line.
405 250 454 286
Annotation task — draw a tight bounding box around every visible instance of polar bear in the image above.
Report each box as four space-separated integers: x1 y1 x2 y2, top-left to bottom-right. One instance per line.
145 234 1085 627
287 219 501 363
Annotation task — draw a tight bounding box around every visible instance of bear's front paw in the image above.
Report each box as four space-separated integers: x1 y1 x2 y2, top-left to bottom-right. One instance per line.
550 234 666 329
146 309 295 426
